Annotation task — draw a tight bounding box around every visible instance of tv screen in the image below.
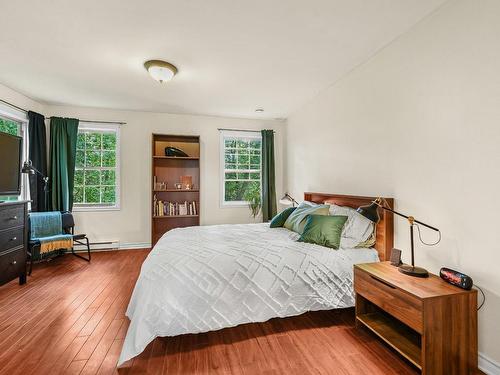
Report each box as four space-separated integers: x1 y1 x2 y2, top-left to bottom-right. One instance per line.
0 132 22 196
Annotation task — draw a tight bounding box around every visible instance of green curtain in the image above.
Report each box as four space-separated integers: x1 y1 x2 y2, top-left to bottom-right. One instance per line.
261 129 277 221
28 111 48 212
49 117 79 211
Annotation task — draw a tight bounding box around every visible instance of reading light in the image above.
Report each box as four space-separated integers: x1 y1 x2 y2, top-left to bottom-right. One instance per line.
144 60 178 83
279 193 298 207
357 198 441 278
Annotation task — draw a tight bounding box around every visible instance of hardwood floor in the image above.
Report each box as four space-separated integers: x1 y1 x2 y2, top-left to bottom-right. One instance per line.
0 249 420 375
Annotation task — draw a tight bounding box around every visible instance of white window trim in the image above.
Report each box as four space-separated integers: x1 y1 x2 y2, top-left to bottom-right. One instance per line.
0 104 29 202
219 130 262 208
73 122 121 212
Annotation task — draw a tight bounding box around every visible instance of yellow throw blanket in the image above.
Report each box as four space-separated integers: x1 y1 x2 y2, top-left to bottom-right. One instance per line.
39 236 74 254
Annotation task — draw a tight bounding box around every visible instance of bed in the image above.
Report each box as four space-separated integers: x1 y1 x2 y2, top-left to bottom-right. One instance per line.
118 193 393 366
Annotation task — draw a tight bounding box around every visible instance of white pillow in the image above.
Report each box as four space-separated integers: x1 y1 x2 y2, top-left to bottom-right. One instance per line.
325 203 374 248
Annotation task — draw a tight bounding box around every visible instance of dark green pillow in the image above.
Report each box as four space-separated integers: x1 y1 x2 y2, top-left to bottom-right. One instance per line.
298 215 348 249
270 207 297 228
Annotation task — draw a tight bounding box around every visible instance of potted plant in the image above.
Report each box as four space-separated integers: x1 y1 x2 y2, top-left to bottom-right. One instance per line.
244 185 261 218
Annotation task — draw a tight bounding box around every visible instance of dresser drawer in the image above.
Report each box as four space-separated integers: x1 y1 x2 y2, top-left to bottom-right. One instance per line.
0 248 25 284
0 205 24 231
0 227 24 253
354 267 423 333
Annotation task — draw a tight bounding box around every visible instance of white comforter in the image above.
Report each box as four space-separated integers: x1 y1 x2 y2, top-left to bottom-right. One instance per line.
118 223 378 365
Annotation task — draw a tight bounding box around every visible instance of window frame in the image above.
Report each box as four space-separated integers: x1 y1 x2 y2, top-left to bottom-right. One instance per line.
73 122 121 212
0 104 29 202
219 130 262 207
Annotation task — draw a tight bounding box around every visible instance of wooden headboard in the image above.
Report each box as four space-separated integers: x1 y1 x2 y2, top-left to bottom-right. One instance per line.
304 192 394 261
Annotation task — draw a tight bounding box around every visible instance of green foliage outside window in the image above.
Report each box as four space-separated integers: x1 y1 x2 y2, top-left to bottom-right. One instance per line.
223 136 261 202
0 117 19 136
74 130 118 206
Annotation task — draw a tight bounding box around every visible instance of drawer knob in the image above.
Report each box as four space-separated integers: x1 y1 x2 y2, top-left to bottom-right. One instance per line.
10 216 18 220
10 237 17 241
11 260 17 265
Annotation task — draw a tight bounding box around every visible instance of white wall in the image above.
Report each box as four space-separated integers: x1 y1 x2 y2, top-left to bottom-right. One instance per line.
0 83 285 248
45 105 285 248
0 83 44 114
285 0 500 368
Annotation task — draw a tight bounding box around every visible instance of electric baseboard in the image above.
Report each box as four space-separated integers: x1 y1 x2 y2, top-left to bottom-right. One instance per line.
73 241 151 252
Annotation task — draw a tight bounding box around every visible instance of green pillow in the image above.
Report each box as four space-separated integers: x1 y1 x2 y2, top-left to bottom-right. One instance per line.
270 207 297 228
298 215 348 249
283 202 330 234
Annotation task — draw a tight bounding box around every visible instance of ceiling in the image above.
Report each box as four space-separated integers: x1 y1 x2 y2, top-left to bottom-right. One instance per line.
0 0 446 119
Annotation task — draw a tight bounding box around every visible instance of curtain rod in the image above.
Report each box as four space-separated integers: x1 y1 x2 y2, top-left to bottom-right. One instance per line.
0 98 28 113
218 128 275 133
46 117 126 125
0 98 126 125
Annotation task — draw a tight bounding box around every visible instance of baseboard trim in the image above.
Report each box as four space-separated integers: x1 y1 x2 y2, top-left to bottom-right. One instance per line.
73 241 151 252
479 352 500 375
119 242 151 250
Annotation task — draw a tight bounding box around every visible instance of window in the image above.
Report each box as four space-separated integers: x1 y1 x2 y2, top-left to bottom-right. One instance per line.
0 117 21 136
220 130 261 206
0 107 28 202
74 123 120 210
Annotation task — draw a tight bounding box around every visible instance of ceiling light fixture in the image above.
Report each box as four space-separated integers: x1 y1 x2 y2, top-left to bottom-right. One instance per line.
144 60 178 83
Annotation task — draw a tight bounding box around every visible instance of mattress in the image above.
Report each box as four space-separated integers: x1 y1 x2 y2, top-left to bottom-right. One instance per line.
118 223 379 365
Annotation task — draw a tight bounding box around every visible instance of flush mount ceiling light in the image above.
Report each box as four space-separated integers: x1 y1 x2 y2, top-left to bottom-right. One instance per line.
144 60 178 83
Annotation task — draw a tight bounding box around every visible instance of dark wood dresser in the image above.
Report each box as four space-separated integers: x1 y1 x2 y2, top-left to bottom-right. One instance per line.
355 261 477 374
0 200 29 286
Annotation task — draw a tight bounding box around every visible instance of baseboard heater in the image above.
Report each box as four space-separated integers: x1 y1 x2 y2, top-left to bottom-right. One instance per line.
73 240 119 252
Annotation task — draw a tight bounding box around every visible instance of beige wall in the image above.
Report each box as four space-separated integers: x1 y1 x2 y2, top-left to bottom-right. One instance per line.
0 84 44 114
45 106 285 247
0 84 285 248
285 0 500 368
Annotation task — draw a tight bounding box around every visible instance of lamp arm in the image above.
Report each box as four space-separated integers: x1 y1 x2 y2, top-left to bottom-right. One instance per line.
285 193 299 205
376 199 439 232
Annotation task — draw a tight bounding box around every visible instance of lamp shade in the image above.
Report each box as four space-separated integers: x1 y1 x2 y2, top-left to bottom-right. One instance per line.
279 193 297 207
279 197 294 206
356 202 380 223
21 161 34 174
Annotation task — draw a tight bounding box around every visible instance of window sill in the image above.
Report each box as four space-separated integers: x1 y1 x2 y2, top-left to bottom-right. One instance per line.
73 205 121 212
220 201 250 208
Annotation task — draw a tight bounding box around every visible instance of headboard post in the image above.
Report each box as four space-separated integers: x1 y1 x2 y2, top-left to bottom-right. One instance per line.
304 192 394 261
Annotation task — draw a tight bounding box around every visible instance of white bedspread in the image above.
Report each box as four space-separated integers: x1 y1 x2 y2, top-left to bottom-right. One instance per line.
118 223 379 365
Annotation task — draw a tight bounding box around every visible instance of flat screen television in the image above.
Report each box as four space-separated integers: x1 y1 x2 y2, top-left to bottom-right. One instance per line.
0 132 22 196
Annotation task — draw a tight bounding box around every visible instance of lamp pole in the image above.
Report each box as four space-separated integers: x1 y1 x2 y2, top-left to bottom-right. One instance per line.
357 198 440 278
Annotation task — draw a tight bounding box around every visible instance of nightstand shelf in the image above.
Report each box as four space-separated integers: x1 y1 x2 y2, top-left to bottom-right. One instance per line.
357 310 421 369
354 261 477 374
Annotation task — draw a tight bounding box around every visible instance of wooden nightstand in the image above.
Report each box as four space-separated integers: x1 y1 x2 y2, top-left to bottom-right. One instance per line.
354 262 478 374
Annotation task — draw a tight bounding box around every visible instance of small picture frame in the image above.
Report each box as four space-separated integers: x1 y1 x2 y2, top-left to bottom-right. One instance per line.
174 183 183 190
390 248 402 266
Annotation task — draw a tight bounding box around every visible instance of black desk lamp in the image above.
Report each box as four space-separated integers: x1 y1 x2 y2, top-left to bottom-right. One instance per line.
357 198 440 278
22 160 49 208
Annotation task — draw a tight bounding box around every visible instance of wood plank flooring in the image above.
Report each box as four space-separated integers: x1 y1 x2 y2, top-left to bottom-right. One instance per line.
0 249 420 375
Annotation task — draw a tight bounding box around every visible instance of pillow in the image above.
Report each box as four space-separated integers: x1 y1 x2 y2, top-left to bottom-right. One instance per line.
325 203 374 248
283 202 330 234
298 215 348 249
270 207 296 228
356 228 377 248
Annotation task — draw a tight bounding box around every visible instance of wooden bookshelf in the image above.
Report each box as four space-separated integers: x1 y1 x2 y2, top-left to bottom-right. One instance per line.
151 134 200 246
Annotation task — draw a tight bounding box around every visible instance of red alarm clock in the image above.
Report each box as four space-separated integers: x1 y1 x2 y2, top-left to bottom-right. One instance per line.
439 267 473 290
